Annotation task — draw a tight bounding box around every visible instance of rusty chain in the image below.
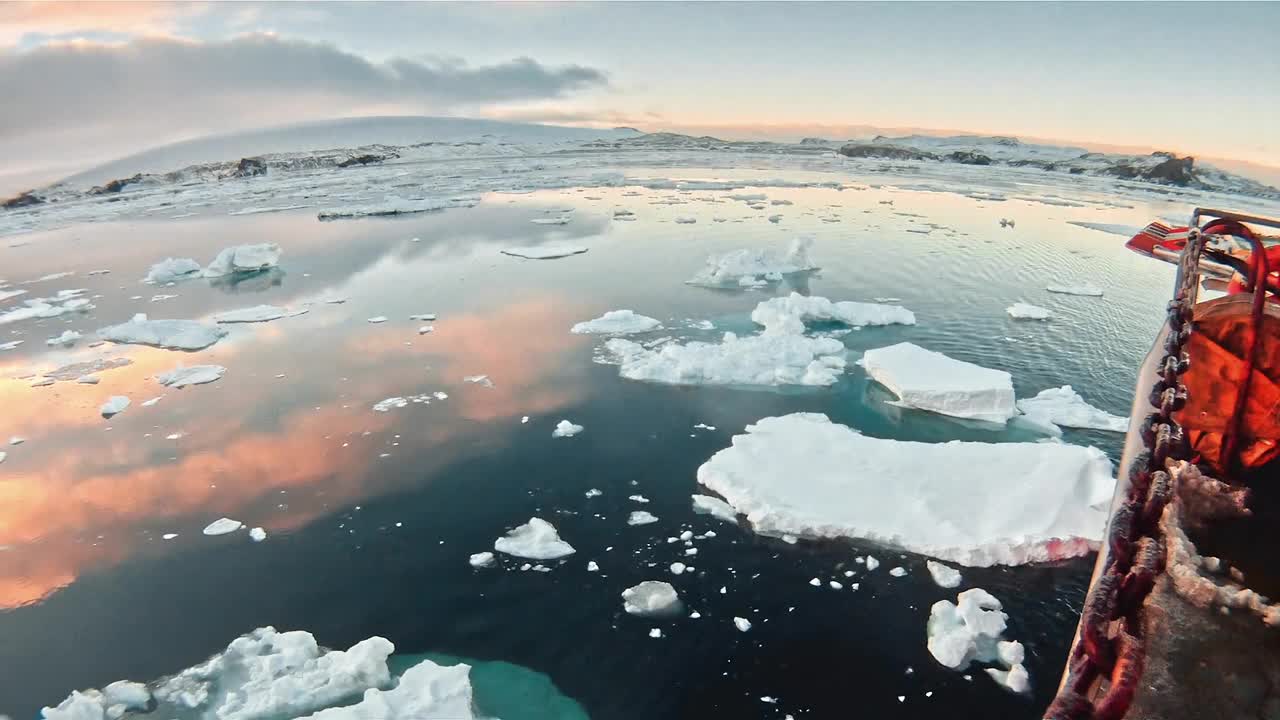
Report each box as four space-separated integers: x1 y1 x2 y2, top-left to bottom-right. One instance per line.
1043 227 1205 720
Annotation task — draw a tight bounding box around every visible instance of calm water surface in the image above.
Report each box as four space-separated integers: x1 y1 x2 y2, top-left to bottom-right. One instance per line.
0 173 1183 719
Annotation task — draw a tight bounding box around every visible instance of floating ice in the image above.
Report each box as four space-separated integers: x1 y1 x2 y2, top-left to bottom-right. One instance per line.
469 552 495 568
687 237 816 288
604 332 847 387
927 589 1030 692
584 488 602 498
463 375 494 388
46 330 82 347
203 518 243 536
552 420 583 438
1045 283 1103 297
622 581 682 617
500 245 589 260
1006 303 1051 320
695 413 1114 566
0 290 94 326
145 258 202 284
367 316 388 324
734 617 752 632
628 511 659 526
751 292 915 334
674 216 696 224
493 518 575 560
1067 221 1140 237
0 339 23 350
890 567 907 577
317 198 471 220
692 494 738 523
150 627 394 719
1016 386 1129 433
157 365 226 388
77 374 100 384
304 654 476 720
530 216 571 226
669 562 686 575
418 325 434 334
203 243 281 277
571 310 663 335
41 681 152 720
214 305 287 323
98 314 227 351
249 527 267 542
100 396 130 418
927 561 963 588
768 214 782 223
587 561 599 572
860 342 1016 423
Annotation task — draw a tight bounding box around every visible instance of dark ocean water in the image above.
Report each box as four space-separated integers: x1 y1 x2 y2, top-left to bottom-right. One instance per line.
0 176 1179 719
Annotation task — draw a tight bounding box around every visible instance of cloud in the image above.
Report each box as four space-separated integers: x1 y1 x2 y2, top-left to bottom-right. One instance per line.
0 33 608 185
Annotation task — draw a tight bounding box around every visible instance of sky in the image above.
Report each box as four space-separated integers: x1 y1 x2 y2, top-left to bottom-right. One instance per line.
1 1 1277 190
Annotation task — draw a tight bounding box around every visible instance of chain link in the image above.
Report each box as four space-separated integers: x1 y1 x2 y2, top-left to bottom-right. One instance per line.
1043 228 1206 720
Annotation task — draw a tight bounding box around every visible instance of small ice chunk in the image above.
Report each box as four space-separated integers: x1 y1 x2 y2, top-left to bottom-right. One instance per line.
141 396 163 407
809 578 820 586
0 451 6 464
409 313 437 321
214 305 287 323
0 339 24 350
493 518 575 559
733 617 752 632
571 310 663 335
649 628 663 638
98 314 227 351
8 436 23 445
585 488 603 498
865 556 880 571
100 395 130 418
622 580 682 616
463 375 494 388
469 551 495 568
674 216 696 224
367 316 388 324
521 416 530 424
751 292 915 334
687 237 816 288
890 566 907 577
203 243 281 277
249 527 267 542
500 245 589 260
157 365 226 388
629 495 649 503
203 518 243 536
829 580 843 590
926 588 1030 693
1016 386 1129 433
1045 283 1103 297
162 533 179 540
530 216 571 225
417 325 433 335
77 374 100 384
1006 303 1052 320
46 329 82 347
552 420 583 437
679 530 694 541
927 560 963 588
997 640 1025 666
692 494 738 523
860 342 1016 423
628 511 659 526
670 562 686 575
145 257 202 284
768 214 783 223
587 561 599 572
986 663 1031 693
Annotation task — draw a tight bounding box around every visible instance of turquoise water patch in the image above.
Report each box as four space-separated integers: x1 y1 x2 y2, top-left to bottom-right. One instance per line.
389 653 590 720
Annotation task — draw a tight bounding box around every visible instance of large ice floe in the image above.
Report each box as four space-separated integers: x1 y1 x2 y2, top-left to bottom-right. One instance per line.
926 589 1030 693
859 342 1016 423
98 314 227 351
570 310 663 335
622 581 683 617
213 305 287 323
1016 385 1129 433
601 292 912 388
695 413 1115 566
687 237 817 288
203 244 282 278
493 518 576 560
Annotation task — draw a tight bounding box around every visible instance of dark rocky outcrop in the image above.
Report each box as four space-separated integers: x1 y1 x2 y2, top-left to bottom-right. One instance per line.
1145 155 1196 186
799 137 830 145
337 152 395 168
837 143 936 161
231 157 267 178
2 191 43 209
945 150 993 166
89 174 143 195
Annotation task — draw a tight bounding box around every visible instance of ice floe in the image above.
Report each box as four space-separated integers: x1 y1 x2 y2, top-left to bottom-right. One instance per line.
552 420 583 437
1016 385 1129 433
299 656 475 720
751 292 915 334
570 310 663 335
214 305 287 323
100 396 130 418
464 375 494 388
98 314 227 351
46 329 82 347
41 681 151 720
860 342 1016 423
604 332 847 387
202 518 243 536
927 589 1029 692
927 560 963 588
1006 303 1051 320
1066 221 1140 237
674 216 696 224
249 527 267 542
692 494 738 523
493 518 575 560
157 365 226 388
622 581 682 617
43 357 133 382
144 257 202 284
1045 283 1103 297
317 198 472 220
628 511 659 526
500 245 589 260
203 243 281 277
469 552 495 568
0 289 94 326
734 617 752 632
695 413 1114 566
686 237 816 288
0 339 23 350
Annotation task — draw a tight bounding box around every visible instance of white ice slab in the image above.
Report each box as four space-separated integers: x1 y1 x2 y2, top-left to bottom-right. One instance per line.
203 518 243 536
214 305 287 323
927 560 963 588
100 396 130 418
493 518 575 560
687 237 816 288
157 365 226 388
46 330 82 347
571 310 663 335
144 257 202 284
604 332 847 387
860 342 1016 423
552 420 583 437
469 551 495 568
500 245 589 260
298 657 475 720
1006 303 1051 320
692 494 738 523
927 588 1030 692
1067 221 1140 237
628 511 659 526
203 244 282 277
696 413 1114 566
1016 385 1129 433
622 581 682 617
98 314 227 351
751 292 915 335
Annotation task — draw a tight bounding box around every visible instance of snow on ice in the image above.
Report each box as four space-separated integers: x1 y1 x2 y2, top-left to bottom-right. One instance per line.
1016 386 1129 433
98 314 227 351
249 527 267 542
469 552 495 568
157 365 226 388
46 330 82 347
859 342 1016 423
493 518 575 559
927 588 1030 693
622 581 682 617
751 292 915 334
0 289 94 326
571 310 663 335
695 413 1115 566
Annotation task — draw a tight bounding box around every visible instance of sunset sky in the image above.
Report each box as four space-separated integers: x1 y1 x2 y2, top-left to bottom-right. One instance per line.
1 1 1277 187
